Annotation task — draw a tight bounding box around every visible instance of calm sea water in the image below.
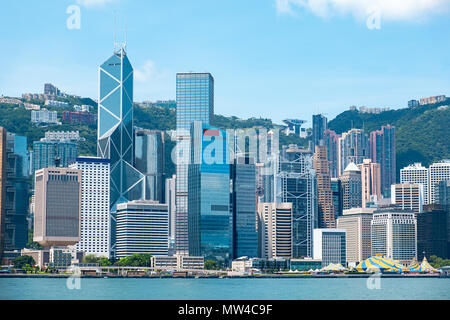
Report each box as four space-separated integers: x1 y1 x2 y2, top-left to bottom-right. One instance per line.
0 277 449 300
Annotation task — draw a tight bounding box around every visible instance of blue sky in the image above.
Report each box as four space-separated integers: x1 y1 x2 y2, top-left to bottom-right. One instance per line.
1 0 450 125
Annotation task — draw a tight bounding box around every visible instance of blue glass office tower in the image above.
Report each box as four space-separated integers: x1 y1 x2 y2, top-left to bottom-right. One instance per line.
97 46 145 209
4 134 29 255
32 140 77 175
176 73 214 254
231 156 258 258
188 122 232 266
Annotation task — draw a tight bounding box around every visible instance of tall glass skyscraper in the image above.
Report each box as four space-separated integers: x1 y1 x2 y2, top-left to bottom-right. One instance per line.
97 46 145 209
188 122 232 266
32 140 78 175
370 125 396 197
275 146 317 258
176 73 214 255
2 133 30 261
231 156 258 259
312 114 327 151
134 129 164 203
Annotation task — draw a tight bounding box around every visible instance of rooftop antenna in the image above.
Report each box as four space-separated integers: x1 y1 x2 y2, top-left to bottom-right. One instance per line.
113 13 126 55
124 16 127 52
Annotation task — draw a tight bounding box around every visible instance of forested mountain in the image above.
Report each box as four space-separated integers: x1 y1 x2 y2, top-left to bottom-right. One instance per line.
328 99 450 175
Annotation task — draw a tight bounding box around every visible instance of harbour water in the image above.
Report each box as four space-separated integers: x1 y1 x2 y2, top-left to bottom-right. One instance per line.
0 277 449 300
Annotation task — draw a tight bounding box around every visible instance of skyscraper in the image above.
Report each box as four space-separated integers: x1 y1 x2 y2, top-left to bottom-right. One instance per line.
371 208 417 265
3 133 30 259
331 178 343 219
341 162 362 210
338 128 370 177
313 228 346 267
417 204 447 260
275 145 317 258
429 160 450 204
0 127 6 262
400 163 429 205
32 139 78 175
370 125 396 197
358 159 381 208
116 200 169 258
337 208 375 266
438 180 450 258
176 72 214 255
70 157 110 258
134 129 165 203
188 122 232 266
165 174 176 253
231 156 258 258
257 202 293 259
313 145 335 228
391 183 424 213
323 129 340 178
33 168 81 247
312 114 327 152
97 46 145 209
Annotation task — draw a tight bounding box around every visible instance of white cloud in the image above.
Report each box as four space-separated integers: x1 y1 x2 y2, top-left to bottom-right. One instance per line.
133 60 174 101
275 0 450 21
134 60 159 83
76 0 116 8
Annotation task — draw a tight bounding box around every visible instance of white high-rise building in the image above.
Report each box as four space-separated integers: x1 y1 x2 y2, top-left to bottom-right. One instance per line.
391 183 424 213
116 200 169 258
400 163 429 205
429 160 450 204
70 157 110 258
165 174 176 252
313 228 347 267
371 208 417 265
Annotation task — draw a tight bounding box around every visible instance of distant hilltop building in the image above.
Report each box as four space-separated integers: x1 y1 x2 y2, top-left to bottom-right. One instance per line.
282 119 308 138
31 108 59 125
62 111 97 125
408 100 420 108
44 131 82 142
349 106 391 114
44 83 61 96
419 95 447 106
45 99 69 108
0 97 22 105
22 83 80 102
73 105 92 112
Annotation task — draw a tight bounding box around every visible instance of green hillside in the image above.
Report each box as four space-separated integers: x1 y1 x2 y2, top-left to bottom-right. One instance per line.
5 95 446 180
0 100 307 179
328 99 450 177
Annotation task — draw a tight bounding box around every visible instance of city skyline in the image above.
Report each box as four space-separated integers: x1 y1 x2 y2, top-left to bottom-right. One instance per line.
1 1 450 126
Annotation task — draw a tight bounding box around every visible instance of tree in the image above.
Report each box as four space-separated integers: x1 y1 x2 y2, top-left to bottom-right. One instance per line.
83 254 113 266
26 230 42 250
428 255 450 269
115 254 152 267
14 255 35 269
204 259 219 270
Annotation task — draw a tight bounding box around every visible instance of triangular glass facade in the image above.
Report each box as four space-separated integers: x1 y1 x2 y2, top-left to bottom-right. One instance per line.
97 47 145 211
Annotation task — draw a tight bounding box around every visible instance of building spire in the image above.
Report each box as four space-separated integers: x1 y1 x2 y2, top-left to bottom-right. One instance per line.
113 14 126 56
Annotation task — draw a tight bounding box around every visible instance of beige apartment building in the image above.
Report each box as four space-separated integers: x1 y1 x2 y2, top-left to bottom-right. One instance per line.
257 202 293 259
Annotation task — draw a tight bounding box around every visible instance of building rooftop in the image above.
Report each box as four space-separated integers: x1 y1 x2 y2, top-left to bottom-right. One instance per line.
344 162 360 172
